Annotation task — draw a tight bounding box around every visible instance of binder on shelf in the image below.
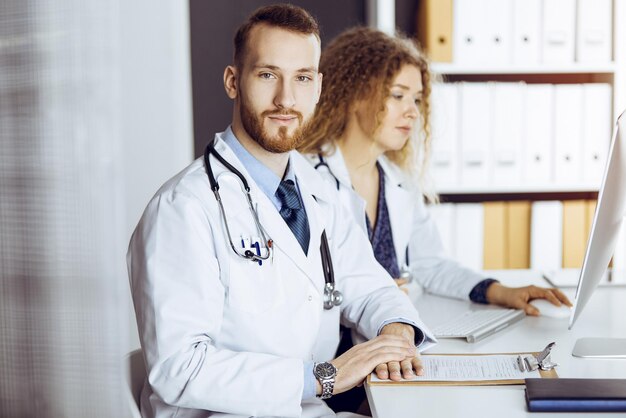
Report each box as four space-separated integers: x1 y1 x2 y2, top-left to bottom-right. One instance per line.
416 0 453 62
459 82 491 187
541 0 576 64
483 202 507 269
453 0 487 65
530 201 563 272
512 0 541 65
455 203 484 271
431 83 460 188
429 203 456 257
582 84 612 185
576 0 612 63
562 200 587 268
508 201 531 269
492 82 523 186
523 84 554 185
554 84 583 185
483 0 513 65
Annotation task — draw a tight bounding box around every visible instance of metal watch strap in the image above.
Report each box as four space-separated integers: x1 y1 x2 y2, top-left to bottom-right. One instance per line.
319 377 334 400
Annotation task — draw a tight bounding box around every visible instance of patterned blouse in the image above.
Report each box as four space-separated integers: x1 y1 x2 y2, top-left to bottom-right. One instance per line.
366 163 496 303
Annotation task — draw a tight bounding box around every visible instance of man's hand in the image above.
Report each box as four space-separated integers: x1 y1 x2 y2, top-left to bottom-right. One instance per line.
485 283 572 316
324 334 416 396
376 322 422 381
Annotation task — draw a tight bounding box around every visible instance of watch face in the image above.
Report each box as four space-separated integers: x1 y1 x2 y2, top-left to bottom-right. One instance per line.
314 362 336 379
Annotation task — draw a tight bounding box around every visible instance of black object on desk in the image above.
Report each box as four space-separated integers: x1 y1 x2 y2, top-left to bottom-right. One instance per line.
525 378 626 412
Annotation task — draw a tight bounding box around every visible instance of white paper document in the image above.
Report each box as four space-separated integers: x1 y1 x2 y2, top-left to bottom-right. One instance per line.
370 355 541 382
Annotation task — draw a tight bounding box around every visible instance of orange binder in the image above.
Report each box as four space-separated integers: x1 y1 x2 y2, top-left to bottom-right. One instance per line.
508 201 531 269
483 202 507 269
416 0 453 62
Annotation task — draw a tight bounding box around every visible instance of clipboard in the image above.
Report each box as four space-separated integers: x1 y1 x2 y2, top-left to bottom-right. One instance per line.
366 352 558 387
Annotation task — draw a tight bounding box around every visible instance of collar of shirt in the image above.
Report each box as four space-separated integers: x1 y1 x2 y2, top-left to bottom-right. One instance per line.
223 126 297 210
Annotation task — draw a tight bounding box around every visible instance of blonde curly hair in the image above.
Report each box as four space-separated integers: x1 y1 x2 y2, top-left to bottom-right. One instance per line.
299 27 436 201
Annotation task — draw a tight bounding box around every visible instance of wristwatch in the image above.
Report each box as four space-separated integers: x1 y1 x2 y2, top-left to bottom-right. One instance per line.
313 361 337 400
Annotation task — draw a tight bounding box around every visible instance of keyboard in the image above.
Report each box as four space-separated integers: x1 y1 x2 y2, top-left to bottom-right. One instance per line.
432 308 526 343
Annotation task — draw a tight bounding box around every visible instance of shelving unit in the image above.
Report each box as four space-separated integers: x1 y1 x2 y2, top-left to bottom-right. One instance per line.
423 0 625 199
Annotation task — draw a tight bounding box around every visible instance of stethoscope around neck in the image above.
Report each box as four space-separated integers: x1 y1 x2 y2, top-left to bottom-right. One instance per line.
203 141 342 310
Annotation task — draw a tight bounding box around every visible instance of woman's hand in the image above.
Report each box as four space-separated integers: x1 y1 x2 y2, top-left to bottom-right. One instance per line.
485 282 572 316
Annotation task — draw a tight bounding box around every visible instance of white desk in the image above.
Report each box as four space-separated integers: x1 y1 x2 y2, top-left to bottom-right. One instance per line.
365 270 626 417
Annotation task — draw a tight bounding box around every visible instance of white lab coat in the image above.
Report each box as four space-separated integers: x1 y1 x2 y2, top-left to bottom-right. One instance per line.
128 131 435 418
306 148 485 302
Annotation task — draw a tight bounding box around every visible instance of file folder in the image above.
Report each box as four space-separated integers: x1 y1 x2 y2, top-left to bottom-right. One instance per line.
483 202 507 269
453 0 487 65
582 84 612 185
576 0 612 63
530 201 563 272
542 0 576 64
508 201 531 269
512 0 541 65
416 0 453 62
483 0 513 65
526 378 626 412
554 85 583 185
431 83 460 188
459 82 491 187
562 200 587 268
523 85 554 185
492 82 523 186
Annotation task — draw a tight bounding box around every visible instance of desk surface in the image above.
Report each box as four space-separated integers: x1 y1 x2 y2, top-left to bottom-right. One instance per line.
365 270 626 418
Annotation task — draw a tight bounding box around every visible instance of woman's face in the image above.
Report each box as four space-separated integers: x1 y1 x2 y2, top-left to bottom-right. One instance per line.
372 65 423 153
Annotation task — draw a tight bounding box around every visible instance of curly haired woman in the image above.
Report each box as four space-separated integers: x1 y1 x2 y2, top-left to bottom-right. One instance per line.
301 27 573 331
300 27 571 412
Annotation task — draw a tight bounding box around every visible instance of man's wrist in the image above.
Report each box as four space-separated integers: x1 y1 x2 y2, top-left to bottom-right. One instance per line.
381 322 415 341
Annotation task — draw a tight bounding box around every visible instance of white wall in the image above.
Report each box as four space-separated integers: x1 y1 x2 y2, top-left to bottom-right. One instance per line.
119 0 194 351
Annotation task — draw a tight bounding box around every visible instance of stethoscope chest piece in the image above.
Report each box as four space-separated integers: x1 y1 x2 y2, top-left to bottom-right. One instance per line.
323 282 343 310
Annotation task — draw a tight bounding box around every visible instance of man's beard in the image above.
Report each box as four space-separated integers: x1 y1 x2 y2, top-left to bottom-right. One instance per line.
240 95 311 153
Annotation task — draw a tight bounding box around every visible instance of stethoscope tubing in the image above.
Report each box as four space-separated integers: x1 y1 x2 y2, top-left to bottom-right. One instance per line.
203 141 341 309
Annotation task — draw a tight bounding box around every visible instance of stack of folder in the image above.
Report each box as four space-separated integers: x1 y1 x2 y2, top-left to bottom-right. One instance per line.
416 0 613 65
428 199 626 281
525 378 626 412
430 82 612 190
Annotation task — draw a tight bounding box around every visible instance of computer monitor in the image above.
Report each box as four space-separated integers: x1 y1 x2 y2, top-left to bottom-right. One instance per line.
569 110 626 358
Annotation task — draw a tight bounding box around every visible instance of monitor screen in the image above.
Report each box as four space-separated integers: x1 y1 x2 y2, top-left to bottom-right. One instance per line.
570 111 626 330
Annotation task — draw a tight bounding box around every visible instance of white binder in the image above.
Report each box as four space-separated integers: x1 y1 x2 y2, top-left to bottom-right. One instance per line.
483 0 513 65
453 0 487 65
512 0 541 65
554 84 583 184
582 84 612 185
459 82 491 187
492 82 524 186
431 83 460 188
576 0 612 63
530 201 563 272
523 84 554 185
541 0 576 64
454 203 484 271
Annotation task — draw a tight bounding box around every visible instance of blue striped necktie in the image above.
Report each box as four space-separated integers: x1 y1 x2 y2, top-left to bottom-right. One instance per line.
275 179 310 254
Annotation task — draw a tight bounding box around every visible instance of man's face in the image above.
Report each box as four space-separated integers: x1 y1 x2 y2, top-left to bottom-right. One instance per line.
234 24 322 153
